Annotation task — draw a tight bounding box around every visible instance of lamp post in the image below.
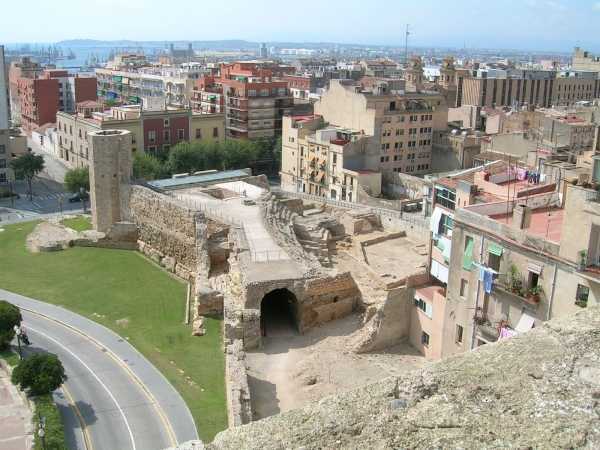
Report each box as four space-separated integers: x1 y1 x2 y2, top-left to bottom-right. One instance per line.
38 413 46 450
13 325 22 359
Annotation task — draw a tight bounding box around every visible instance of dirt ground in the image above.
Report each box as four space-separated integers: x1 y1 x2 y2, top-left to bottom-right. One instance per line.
245 313 426 419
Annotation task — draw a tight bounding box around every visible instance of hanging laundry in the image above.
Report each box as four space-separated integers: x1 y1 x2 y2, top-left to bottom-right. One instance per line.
498 326 517 340
483 269 494 294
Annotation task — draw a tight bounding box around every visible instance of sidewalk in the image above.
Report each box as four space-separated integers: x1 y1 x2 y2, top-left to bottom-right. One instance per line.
0 363 33 450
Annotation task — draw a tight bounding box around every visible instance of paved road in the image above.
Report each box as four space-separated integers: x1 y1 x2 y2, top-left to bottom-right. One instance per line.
1 289 198 450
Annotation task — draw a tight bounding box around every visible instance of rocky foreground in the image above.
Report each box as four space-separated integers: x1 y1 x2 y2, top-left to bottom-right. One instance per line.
203 307 600 449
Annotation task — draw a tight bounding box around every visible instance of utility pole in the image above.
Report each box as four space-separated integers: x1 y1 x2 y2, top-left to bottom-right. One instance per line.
404 24 410 66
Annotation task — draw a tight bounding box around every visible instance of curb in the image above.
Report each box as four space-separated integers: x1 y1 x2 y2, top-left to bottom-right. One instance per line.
20 306 180 447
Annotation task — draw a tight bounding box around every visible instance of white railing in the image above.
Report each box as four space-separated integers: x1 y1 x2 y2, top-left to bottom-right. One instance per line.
173 194 243 227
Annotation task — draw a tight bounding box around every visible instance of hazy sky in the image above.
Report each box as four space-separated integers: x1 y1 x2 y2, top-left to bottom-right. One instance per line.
2 0 600 51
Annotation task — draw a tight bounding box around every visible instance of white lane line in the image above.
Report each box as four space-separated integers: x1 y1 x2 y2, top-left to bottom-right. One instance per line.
27 325 137 450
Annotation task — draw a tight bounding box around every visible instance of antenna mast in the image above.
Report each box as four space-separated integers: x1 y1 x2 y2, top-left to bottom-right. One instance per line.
404 24 410 65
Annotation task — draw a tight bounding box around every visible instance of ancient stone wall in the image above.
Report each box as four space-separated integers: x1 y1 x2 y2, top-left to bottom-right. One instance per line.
130 185 201 280
225 339 253 427
260 193 322 273
207 307 600 449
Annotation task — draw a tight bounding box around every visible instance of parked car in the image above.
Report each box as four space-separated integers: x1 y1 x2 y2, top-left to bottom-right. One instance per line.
68 191 89 203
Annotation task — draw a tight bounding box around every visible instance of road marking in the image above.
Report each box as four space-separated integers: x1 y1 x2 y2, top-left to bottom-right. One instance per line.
27 325 137 450
62 384 94 450
22 309 179 446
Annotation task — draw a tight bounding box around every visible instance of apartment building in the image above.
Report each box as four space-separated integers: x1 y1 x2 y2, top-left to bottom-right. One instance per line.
95 65 203 107
460 68 600 109
220 62 294 139
413 160 600 360
0 46 8 130
572 47 600 72
56 103 224 168
8 57 44 125
191 75 224 114
314 79 448 175
280 115 381 201
16 69 97 135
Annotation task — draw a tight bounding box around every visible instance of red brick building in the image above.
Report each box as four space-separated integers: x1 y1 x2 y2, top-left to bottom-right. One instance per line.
142 110 190 153
16 69 97 135
192 62 294 140
17 76 60 135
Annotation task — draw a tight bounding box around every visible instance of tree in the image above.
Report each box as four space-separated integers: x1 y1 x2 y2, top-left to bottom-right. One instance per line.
0 301 22 350
64 167 90 193
133 153 168 181
12 353 67 396
10 153 45 201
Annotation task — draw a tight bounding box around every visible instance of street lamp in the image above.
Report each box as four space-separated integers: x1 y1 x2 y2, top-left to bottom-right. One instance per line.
13 325 22 359
38 413 46 450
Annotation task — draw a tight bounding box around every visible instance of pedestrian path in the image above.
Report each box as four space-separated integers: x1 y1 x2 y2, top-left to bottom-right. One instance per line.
0 364 33 450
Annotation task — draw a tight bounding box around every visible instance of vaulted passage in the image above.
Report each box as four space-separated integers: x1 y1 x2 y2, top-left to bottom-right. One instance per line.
260 289 298 337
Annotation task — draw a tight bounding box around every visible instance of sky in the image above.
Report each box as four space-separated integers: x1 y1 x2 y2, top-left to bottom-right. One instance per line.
1 0 600 52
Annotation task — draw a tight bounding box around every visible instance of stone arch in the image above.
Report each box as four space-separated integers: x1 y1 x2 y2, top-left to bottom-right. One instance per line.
260 288 299 337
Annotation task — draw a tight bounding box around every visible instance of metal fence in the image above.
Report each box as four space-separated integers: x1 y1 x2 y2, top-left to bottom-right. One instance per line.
173 194 244 227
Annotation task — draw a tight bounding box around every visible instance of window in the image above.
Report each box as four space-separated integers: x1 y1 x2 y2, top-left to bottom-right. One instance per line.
576 284 589 308
463 236 474 271
164 119 170 127
438 213 453 236
0 173 6 183
380 156 385 162
148 130 156 143
0 144 5 154
421 332 430 346
213 127 219 138
456 325 464 344
434 187 456 210
178 129 185 140
0 159 5 168
528 271 539 289
460 279 468 298
164 130 170 142
488 253 501 272
414 297 432 318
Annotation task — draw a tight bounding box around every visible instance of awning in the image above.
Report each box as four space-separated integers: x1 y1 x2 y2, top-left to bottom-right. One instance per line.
515 312 536 333
489 242 503 256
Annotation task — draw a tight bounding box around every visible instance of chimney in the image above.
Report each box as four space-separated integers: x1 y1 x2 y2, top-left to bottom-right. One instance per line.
512 204 532 230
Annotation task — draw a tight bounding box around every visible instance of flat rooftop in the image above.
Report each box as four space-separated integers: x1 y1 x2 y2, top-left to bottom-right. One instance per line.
148 169 251 190
490 207 564 243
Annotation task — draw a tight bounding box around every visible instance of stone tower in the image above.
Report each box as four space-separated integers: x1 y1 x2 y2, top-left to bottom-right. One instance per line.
405 56 424 92
88 130 132 233
439 56 457 89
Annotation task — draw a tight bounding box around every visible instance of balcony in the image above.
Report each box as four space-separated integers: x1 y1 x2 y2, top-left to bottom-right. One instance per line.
492 279 541 308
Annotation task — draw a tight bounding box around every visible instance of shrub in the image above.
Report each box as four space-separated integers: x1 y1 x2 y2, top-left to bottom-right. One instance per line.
12 353 67 396
0 301 22 350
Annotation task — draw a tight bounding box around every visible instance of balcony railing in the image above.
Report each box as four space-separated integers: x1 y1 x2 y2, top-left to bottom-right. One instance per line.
492 279 541 307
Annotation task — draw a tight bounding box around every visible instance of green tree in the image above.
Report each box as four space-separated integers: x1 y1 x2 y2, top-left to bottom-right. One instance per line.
0 301 22 350
12 353 67 396
64 167 90 193
133 153 168 181
10 153 45 201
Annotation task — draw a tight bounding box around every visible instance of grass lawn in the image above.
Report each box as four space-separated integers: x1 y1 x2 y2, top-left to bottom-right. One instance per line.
0 222 226 441
60 216 92 232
